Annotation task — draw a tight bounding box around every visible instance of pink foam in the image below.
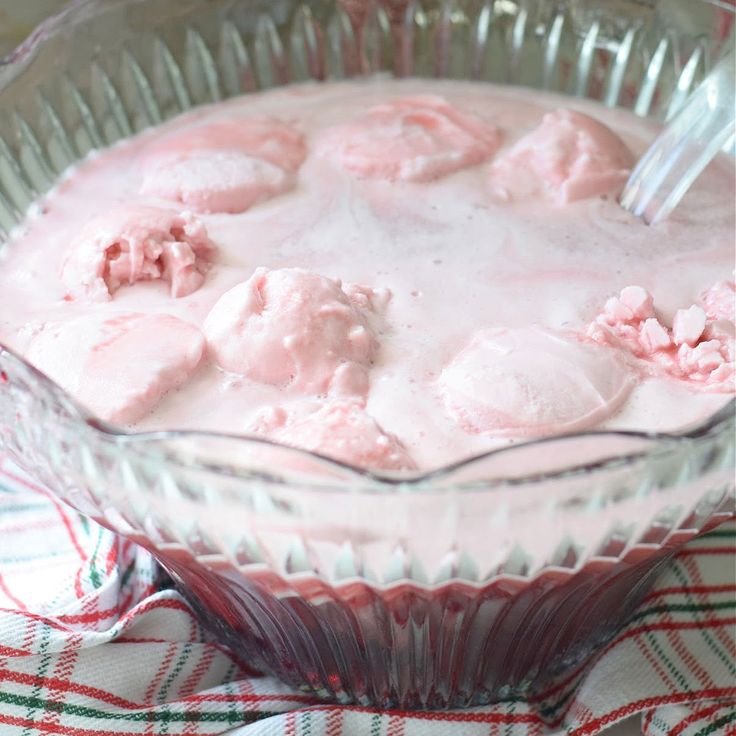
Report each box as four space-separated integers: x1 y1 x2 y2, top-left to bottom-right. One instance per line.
438 327 634 437
203 268 385 396
250 400 416 471
61 205 215 301
140 118 306 213
490 109 634 203
319 95 501 182
25 313 204 423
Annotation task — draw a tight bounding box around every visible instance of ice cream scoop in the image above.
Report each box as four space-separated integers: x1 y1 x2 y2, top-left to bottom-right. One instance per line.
140 118 306 213
204 267 384 396
61 205 215 301
25 313 205 424
490 108 634 203
249 400 416 470
438 327 635 436
318 94 501 182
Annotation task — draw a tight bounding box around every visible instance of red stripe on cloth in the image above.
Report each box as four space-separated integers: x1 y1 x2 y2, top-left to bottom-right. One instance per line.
387 714 406 736
37 634 83 731
112 638 243 668
20 614 36 659
0 467 87 564
0 666 141 710
114 581 160 620
4 465 89 601
0 608 73 633
104 543 118 576
180 653 216 734
530 615 736 706
0 656 295 722
568 687 736 735
182 692 320 706
529 618 736 703
55 606 120 625
666 632 715 690
178 646 216 700
0 465 63 500
73 569 85 601
0 713 130 736
642 706 656 733
326 709 343 736
633 636 678 693
644 585 736 601
0 645 31 656
656 603 717 690
681 555 736 662
0 571 27 611
308 704 544 725
116 597 193 628
144 641 178 707
548 616 736 706
667 702 736 736
284 711 297 736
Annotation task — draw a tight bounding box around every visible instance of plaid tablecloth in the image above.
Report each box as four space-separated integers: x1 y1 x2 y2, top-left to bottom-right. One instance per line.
0 456 734 736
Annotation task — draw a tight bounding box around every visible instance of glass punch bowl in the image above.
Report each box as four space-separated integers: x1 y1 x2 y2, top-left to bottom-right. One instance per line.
0 0 734 711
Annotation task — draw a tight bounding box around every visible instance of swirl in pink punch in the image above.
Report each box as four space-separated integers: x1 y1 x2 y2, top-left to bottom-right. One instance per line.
25 313 204 424
203 268 385 396
319 95 501 182
490 109 634 203
61 205 215 301
250 401 415 471
589 285 735 391
438 327 634 437
140 118 306 213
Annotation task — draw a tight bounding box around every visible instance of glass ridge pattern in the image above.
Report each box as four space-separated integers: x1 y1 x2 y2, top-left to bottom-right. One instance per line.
0 0 734 709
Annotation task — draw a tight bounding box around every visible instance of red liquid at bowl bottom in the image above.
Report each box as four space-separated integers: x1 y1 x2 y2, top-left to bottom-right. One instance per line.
137 524 721 711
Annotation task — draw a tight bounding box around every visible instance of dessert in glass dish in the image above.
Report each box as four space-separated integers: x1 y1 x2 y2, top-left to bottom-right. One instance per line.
0 0 733 711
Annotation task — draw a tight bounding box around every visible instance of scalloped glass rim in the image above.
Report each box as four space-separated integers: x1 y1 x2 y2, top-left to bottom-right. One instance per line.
0 0 734 490
0 0 147 67
2 341 734 490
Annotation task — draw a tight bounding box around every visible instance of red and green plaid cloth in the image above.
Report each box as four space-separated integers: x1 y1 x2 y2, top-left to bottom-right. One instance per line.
0 456 734 736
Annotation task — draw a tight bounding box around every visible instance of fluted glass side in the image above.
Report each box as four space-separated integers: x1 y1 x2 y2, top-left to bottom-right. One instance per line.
0 0 734 710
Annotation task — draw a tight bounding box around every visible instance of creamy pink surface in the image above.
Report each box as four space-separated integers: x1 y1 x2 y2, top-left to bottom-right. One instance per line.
0 79 733 471
24 313 204 424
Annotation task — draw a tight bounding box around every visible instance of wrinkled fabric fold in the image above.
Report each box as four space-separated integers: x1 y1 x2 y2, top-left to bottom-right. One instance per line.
0 457 733 735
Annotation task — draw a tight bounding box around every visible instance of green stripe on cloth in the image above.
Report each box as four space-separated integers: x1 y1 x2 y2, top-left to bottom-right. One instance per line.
0 460 733 735
669 561 736 678
0 692 275 726
701 529 736 539
628 600 736 623
693 709 736 736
